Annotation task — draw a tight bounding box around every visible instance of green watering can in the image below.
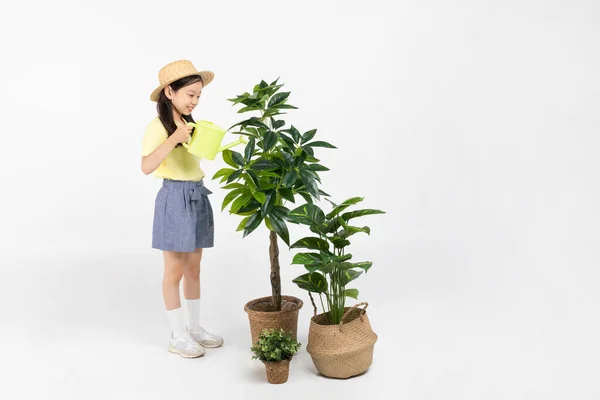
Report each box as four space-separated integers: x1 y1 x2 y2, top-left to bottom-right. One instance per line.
183 120 247 160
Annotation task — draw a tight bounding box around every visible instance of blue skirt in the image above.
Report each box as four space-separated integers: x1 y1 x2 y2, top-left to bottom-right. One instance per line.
152 179 215 252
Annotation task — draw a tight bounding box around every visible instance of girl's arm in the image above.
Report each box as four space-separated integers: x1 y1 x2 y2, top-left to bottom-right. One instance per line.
141 136 179 175
141 124 192 175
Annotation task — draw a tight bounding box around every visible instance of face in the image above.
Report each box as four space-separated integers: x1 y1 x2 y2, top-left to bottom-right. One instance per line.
165 81 203 117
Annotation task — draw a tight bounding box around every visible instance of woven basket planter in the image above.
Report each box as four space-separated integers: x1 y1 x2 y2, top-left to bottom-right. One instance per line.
306 302 377 379
262 359 290 384
244 295 304 345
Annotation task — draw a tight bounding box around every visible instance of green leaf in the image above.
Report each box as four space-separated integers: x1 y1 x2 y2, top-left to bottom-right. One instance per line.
231 151 245 167
221 188 244 211
262 130 278 152
243 212 263 237
253 192 267 204
278 188 295 203
353 261 373 272
340 269 362 286
245 170 259 188
244 137 255 162
306 163 329 172
272 119 285 129
344 289 359 299
228 117 269 132
251 158 279 171
330 236 351 249
301 145 315 157
212 168 236 180
305 140 337 149
259 179 276 190
278 133 295 149
291 252 322 265
282 170 298 187
287 126 300 143
263 109 284 118
295 150 308 167
342 209 386 221
237 199 261 213
281 149 295 166
340 226 371 238
300 170 320 199
261 190 276 216
231 191 253 213
289 203 325 226
221 182 244 190
268 92 290 108
325 197 365 219
221 149 238 168
272 206 293 222
275 104 298 110
236 216 249 231
292 272 328 293
269 213 289 246
301 129 317 143
291 237 330 251
298 192 313 204
237 105 263 113
264 216 274 231
319 261 338 274
259 171 280 179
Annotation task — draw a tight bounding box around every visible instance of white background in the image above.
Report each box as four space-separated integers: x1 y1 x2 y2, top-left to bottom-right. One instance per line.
1 0 599 399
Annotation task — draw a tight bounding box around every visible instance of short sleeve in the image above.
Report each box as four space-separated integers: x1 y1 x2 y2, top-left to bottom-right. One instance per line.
142 119 168 156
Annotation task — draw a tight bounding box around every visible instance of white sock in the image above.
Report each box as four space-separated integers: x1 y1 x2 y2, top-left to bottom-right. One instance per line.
166 307 187 338
184 298 201 331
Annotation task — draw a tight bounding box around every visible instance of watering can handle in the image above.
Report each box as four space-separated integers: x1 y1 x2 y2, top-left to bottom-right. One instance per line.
181 122 196 149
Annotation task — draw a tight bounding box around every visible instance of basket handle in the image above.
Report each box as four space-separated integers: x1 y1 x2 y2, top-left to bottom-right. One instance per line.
309 292 318 318
339 302 369 332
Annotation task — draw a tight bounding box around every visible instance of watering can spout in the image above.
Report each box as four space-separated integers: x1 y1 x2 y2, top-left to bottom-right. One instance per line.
218 135 247 153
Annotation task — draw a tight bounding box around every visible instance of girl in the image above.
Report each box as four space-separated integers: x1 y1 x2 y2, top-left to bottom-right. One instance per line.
141 60 223 358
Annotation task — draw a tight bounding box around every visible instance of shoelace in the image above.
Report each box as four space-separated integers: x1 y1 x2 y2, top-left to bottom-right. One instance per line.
176 333 201 351
191 327 218 339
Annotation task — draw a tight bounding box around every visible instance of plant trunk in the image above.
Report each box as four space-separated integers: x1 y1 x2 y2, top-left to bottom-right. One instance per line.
269 230 282 311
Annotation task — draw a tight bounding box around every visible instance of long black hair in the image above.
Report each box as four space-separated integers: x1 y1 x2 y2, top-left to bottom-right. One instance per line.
157 75 204 147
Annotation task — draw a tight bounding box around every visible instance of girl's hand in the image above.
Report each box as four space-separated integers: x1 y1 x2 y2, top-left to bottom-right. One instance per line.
171 124 193 144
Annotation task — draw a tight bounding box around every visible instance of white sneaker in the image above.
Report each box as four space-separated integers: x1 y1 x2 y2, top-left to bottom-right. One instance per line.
168 332 205 358
188 326 224 348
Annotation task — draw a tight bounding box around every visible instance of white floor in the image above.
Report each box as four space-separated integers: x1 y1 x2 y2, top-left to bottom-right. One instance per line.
1 253 597 400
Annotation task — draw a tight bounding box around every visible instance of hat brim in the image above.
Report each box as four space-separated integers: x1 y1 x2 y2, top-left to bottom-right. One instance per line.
150 71 215 102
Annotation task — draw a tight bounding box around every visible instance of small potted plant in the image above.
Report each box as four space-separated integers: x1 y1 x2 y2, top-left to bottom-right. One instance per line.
251 328 302 384
213 78 336 345
287 197 385 378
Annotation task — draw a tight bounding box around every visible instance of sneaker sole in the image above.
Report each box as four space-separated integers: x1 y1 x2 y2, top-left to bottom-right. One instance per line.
168 344 205 358
200 340 224 349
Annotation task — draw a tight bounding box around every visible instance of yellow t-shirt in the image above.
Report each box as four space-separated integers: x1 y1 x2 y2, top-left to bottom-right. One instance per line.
141 117 205 181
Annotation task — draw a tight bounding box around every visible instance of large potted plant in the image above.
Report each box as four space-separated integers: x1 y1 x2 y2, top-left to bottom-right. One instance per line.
288 197 385 378
212 78 336 345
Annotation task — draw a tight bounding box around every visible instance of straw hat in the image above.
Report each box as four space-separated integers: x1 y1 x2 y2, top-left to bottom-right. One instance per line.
150 60 215 102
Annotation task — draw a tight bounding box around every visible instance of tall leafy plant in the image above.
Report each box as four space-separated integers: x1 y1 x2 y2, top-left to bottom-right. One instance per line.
288 198 385 324
213 79 336 311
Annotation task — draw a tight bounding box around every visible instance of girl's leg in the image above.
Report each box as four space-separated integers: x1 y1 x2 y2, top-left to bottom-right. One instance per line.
182 248 202 331
184 248 224 347
182 248 203 300
162 250 187 310
162 250 205 358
